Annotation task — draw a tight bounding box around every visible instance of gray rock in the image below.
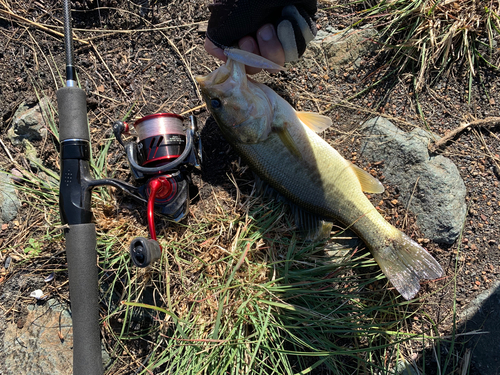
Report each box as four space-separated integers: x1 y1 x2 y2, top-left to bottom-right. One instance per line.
1 298 110 375
459 281 500 375
2 299 73 375
0 171 21 223
395 360 419 375
7 97 51 145
298 26 378 71
360 117 466 244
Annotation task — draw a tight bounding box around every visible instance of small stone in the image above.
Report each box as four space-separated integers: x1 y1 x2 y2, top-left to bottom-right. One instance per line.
1 171 21 224
7 98 50 145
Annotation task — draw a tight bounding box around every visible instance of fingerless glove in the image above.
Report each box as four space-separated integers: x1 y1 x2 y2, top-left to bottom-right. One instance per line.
207 0 317 62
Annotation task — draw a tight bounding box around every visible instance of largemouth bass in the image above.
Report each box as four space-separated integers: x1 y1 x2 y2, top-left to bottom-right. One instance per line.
196 57 443 300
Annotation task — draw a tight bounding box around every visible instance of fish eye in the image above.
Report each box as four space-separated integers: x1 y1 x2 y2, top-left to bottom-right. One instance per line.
211 98 222 109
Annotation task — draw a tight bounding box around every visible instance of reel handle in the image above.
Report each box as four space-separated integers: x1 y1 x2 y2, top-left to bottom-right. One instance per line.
129 237 161 267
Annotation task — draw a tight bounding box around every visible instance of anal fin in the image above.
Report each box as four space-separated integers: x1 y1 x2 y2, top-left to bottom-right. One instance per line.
253 174 332 241
290 204 333 241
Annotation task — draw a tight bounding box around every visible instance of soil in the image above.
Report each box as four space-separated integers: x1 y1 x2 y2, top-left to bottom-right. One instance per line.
0 0 499 374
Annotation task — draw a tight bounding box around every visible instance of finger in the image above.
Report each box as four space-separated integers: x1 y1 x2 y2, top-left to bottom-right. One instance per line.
204 37 227 62
257 24 285 73
238 36 262 75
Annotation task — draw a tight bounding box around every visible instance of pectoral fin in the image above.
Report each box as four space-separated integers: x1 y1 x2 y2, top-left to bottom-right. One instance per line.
296 111 333 133
350 163 385 194
275 126 302 159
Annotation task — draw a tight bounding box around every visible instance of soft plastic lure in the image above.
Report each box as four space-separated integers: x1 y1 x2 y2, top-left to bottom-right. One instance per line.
223 48 285 71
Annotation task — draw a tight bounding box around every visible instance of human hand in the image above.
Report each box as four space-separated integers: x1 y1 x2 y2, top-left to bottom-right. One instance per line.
205 1 317 74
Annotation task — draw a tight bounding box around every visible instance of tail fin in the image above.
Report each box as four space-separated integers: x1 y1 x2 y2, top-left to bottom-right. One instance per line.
370 231 444 300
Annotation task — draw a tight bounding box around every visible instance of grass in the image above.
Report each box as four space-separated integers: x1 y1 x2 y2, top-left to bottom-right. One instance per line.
93 182 459 374
1 92 468 373
0 1 478 373
348 0 500 94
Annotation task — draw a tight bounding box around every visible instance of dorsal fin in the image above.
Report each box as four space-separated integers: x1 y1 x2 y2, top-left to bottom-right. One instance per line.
223 48 285 71
350 163 385 194
296 112 333 133
289 203 333 241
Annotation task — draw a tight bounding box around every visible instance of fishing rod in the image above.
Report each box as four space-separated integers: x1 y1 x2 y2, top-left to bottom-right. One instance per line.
57 2 201 373
58 0 103 372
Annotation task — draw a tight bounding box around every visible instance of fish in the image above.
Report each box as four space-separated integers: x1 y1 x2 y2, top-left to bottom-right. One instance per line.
196 56 444 300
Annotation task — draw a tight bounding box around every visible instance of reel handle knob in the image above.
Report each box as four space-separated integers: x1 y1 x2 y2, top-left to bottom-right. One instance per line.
129 237 161 267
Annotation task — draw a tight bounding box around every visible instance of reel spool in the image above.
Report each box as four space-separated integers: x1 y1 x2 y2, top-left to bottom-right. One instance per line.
113 113 201 268
134 113 186 168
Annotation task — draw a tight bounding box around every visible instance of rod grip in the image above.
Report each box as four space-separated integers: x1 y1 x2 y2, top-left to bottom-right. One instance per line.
57 86 90 142
65 223 103 375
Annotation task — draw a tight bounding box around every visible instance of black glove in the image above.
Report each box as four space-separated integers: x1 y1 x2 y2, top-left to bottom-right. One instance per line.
206 0 317 62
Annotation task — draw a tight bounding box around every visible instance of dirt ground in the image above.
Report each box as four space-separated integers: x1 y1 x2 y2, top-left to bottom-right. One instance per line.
0 0 499 374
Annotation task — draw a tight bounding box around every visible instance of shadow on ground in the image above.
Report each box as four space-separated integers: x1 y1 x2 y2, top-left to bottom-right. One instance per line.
458 281 500 374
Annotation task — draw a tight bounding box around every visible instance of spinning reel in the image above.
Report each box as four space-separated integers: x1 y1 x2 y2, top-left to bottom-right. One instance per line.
112 113 201 268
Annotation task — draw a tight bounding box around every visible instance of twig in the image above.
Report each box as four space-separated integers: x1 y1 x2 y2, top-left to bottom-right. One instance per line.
180 104 206 116
429 116 500 153
0 138 14 162
89 40 128 97
0 8 89 45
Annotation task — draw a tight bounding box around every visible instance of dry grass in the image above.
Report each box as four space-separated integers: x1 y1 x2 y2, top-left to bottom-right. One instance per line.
355 0 500 92
0 0 476 374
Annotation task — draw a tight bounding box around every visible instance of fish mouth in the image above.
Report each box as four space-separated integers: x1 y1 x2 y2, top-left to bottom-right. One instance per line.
195 59 246 89
195 65 231 87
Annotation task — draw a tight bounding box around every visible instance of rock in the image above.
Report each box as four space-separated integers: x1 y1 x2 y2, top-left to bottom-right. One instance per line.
395 360 419 375
1 297 111 375
0 171 21 223
7 97 51 145
297 25 378 71
360 117 467 244
1 299 73 375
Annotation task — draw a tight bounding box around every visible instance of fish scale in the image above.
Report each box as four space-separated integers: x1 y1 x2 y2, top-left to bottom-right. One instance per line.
229 119 391 248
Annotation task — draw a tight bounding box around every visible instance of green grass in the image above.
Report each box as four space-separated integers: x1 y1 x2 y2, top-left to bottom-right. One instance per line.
94 189 456 374
3 90 466 373
0 11 472 373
